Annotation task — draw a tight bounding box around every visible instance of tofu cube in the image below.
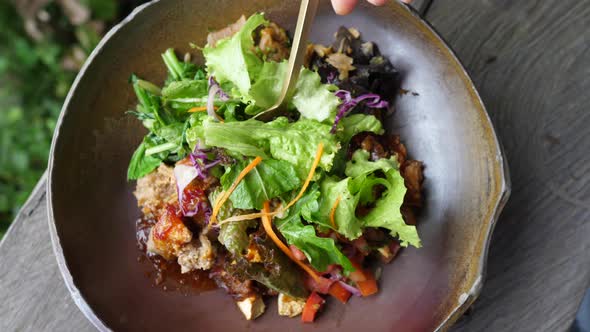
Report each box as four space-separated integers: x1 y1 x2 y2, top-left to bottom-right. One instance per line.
278 293 306 318
236 295 266 320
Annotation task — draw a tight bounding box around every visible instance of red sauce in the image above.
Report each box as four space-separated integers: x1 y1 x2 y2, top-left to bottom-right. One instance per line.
152 206 178 240
136 216 217 294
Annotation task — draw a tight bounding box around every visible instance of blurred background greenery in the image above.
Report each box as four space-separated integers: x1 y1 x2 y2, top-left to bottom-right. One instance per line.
0 0 148 238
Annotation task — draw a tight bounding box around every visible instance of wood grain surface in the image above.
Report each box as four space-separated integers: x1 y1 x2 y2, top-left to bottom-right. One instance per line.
425 1 590 331
1 1 589 331
0 173 93 331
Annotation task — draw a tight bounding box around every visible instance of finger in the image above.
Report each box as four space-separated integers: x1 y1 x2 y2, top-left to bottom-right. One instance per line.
366 0 388 5
331 0 359 15
401 0 413 3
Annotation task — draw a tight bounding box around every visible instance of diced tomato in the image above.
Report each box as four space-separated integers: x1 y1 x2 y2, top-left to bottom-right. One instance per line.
314 276 334 294
328 281 352 304
357 279 379 296
348 259 379 296
304 275 333 294
302 292 325 323
289 245 307 261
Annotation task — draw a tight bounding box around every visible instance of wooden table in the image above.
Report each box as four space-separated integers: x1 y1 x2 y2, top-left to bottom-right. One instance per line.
1 0 589 331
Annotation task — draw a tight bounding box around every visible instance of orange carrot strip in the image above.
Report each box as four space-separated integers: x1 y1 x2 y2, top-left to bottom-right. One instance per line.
188 106 218 112
283 142 324 212
261 201 320 281
329 195 341 229
217 203 284 226
217 211 276 226
211 157 262 224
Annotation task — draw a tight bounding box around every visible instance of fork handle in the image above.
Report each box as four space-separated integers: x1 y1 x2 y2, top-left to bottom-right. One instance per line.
280 0 320 103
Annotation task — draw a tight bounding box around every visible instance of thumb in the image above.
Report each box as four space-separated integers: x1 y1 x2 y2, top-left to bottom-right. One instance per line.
331 0 359 15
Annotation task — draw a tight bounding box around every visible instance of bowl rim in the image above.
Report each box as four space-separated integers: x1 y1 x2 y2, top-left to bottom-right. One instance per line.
46 1 511 331
404 5 512 331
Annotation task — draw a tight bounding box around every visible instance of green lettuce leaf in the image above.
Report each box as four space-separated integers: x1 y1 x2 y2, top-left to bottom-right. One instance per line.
276 185 354 273
249 61 287 109
203 117 340 179
337 114 384 143
221 158 301 210
313 176 362 240
161 79 208 100
203 13 339 120
209 189 256 256
185 112 209 150
361 169 420 247
161 48 200 82
218 220 256 256
203 13 267 98
292 68 340 122
309 149 420 247
345 150 421 247
248 60 340 121
127 138 163 180
345 149 398 178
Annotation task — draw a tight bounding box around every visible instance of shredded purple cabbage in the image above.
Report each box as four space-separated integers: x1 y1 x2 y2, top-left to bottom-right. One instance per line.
189 142 221 180
338 281 362 297
174 142 221 218
208 76 230 101
330 90 389 134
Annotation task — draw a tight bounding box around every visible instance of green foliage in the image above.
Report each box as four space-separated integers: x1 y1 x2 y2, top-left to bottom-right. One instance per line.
0 0 122 236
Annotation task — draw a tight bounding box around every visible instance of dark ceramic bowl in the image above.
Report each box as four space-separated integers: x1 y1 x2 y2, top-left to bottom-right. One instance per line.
47 0 510 331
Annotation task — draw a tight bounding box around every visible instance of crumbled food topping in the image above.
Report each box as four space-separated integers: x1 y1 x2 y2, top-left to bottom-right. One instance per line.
348 27 361 39
134 164 177 218
207 15 247 47
257 22 290 62
177 232 216 273
361 41 374 57
313 44 333 58
326 53 356 80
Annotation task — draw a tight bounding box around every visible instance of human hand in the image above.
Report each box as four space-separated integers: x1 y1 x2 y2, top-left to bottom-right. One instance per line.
331 0 413 15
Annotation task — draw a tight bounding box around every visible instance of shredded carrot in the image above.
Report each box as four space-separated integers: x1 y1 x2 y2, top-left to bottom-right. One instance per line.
210 157 263 224
283 142 324 212
188 106 218 112
217 211 276 226
329 196 341 229
261 201 320 281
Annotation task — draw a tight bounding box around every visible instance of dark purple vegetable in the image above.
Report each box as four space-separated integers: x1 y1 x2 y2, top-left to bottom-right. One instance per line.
338 280 362 297
330 90 389 134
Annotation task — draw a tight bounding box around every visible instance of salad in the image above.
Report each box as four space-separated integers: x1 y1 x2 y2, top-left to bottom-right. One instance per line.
129 13 424 323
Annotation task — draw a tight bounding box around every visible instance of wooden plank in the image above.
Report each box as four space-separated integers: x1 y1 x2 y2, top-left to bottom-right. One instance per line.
0 174 93 332
409 0 432 16
424 1 590 331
